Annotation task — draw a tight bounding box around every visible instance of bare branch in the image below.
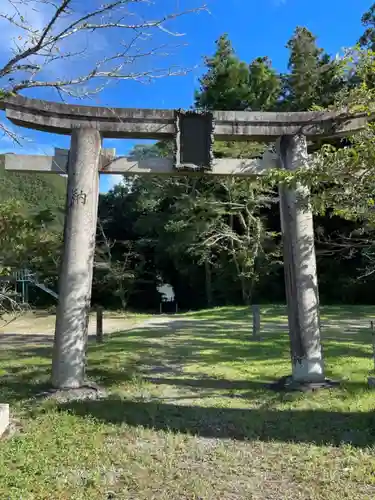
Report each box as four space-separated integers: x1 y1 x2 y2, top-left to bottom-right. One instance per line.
0 283 30 325
0 120 25 145
0 0 207 99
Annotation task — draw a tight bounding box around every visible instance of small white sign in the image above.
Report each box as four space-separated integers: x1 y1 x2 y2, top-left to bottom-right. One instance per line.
157 283 175 302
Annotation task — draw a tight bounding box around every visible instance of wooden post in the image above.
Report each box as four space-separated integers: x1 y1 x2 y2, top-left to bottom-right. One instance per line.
368 321 375 388
371 321 375 372
252 304 261 340
96 306 104 343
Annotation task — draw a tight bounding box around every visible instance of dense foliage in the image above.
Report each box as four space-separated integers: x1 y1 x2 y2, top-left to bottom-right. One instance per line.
0 156 66 228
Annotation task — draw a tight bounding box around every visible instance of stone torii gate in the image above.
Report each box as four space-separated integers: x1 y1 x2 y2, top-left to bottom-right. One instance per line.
1 95 368 390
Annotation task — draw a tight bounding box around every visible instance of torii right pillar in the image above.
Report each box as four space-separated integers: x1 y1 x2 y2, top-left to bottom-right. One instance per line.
278 134 325 384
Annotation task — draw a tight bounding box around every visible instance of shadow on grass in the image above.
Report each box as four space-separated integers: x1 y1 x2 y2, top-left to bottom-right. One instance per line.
1 307 374 406
183 304 375 322
141 376 265 390
32 310 54 318
0 365 51 404
1 323 372 367
59 396 375 448
87 331 372 367
320 305 375 320
0 334 54 347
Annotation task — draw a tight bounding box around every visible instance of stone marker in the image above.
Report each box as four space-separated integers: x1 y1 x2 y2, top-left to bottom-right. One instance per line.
368 320 375 388
0 404 10 437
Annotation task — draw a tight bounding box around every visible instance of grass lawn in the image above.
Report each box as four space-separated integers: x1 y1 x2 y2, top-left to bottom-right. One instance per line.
1 305 375 499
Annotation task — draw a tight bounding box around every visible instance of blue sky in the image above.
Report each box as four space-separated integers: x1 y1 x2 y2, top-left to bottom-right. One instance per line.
0 0 371 192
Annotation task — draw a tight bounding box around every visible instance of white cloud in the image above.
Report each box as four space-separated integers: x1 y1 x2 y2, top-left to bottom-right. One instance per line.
100 174 125 193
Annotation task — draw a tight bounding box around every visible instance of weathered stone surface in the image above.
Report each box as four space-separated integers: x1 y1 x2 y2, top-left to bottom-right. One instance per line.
174 110 214 170
52 128 101 389
5 152 278 176
5 148 115 175
0 404 9 437
1 95 370 141
278 135 324 383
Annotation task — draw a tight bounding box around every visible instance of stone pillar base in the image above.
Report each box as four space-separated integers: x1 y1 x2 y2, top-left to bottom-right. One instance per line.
268 375 339 392
292 357 324 383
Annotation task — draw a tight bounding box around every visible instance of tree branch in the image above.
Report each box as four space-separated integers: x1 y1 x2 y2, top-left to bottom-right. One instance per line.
0 0 207 97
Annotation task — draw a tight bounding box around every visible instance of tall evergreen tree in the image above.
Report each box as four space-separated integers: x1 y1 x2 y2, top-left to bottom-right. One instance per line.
247 56 281 111
195 34 252 111
195 35 281 158
357 4 375 89
359 3 375 51
195 35 281 112
282 27 344 110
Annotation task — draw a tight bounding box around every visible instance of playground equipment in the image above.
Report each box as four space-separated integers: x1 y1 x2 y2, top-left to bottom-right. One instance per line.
2 269 58 304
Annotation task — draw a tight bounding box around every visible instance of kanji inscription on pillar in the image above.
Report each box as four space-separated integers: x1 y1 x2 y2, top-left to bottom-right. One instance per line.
69 187 88 207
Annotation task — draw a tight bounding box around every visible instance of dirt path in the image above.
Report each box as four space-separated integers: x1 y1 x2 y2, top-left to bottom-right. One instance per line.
1 312 141 335
0 312 172 350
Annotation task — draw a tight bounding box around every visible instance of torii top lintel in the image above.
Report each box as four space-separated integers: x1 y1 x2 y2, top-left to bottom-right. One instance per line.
0 95 369 142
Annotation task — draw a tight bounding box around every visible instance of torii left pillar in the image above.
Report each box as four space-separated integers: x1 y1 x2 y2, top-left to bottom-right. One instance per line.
52 128 101 389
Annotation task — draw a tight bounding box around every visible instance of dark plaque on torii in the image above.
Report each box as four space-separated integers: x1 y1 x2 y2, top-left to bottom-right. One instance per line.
173 109 215 172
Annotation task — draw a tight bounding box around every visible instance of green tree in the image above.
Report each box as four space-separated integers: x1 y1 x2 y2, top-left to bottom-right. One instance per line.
247 56 281 111
0 201 61 274
0 200 62 316
129 173 280 308
359 3 375 51
0 155 66 229
281 27 344 110
195 34 281 113
195 34 252 111
127 142 172 160
299 48 375 283
195 35 281 158
116 35 284 308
